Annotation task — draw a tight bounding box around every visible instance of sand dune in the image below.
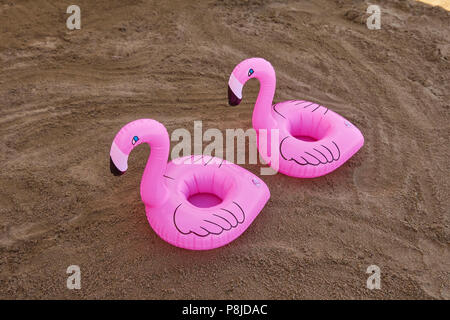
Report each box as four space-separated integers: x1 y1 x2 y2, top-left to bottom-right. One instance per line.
0 0 449 299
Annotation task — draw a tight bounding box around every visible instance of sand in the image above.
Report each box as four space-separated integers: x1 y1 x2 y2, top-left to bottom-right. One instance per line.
419 0 450 10
0 0 449 299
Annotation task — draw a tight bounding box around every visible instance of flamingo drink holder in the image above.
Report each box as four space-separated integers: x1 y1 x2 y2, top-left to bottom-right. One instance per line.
110 119 270 250
228 58 364 178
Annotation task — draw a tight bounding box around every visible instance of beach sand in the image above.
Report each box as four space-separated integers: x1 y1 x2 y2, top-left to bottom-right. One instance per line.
0 0 449 299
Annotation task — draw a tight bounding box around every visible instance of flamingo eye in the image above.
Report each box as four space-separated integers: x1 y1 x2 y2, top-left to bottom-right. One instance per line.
248 68 254 76
132 136 139 145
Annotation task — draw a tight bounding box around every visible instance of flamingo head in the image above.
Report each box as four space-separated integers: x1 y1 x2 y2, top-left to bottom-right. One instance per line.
109 119 169 178
110 130 141 176
228 57 275 106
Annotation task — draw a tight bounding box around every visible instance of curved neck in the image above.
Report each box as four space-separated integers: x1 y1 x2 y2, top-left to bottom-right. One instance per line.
252 72 277 130
140 134 170 208
113 119 170 208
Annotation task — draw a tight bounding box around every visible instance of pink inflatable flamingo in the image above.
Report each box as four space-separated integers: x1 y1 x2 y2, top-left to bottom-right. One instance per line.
110 119 270 250
228 58 364 178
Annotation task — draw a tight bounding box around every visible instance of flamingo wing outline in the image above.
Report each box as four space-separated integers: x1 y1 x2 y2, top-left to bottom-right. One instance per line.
173 201 246 237
279 136 340 166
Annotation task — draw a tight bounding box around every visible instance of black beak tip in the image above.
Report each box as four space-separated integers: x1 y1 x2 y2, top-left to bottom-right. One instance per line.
228 85 242 106
110 157 125 176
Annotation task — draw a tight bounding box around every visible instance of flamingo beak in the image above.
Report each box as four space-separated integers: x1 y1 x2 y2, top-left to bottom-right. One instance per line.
110 157 125 176
228 73 243 106
228 85 242 106
110 141 128 176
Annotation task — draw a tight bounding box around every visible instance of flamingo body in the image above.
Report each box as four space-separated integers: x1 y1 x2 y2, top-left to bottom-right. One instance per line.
148 155 269 250
268 100 364 178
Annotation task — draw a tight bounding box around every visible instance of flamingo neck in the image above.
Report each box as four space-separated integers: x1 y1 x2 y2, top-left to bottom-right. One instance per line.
252 74 277 130
140 142 170 208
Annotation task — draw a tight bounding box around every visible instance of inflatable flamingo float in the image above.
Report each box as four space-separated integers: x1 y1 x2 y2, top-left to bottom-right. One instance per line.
110 119 270 250
228 58 364 178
